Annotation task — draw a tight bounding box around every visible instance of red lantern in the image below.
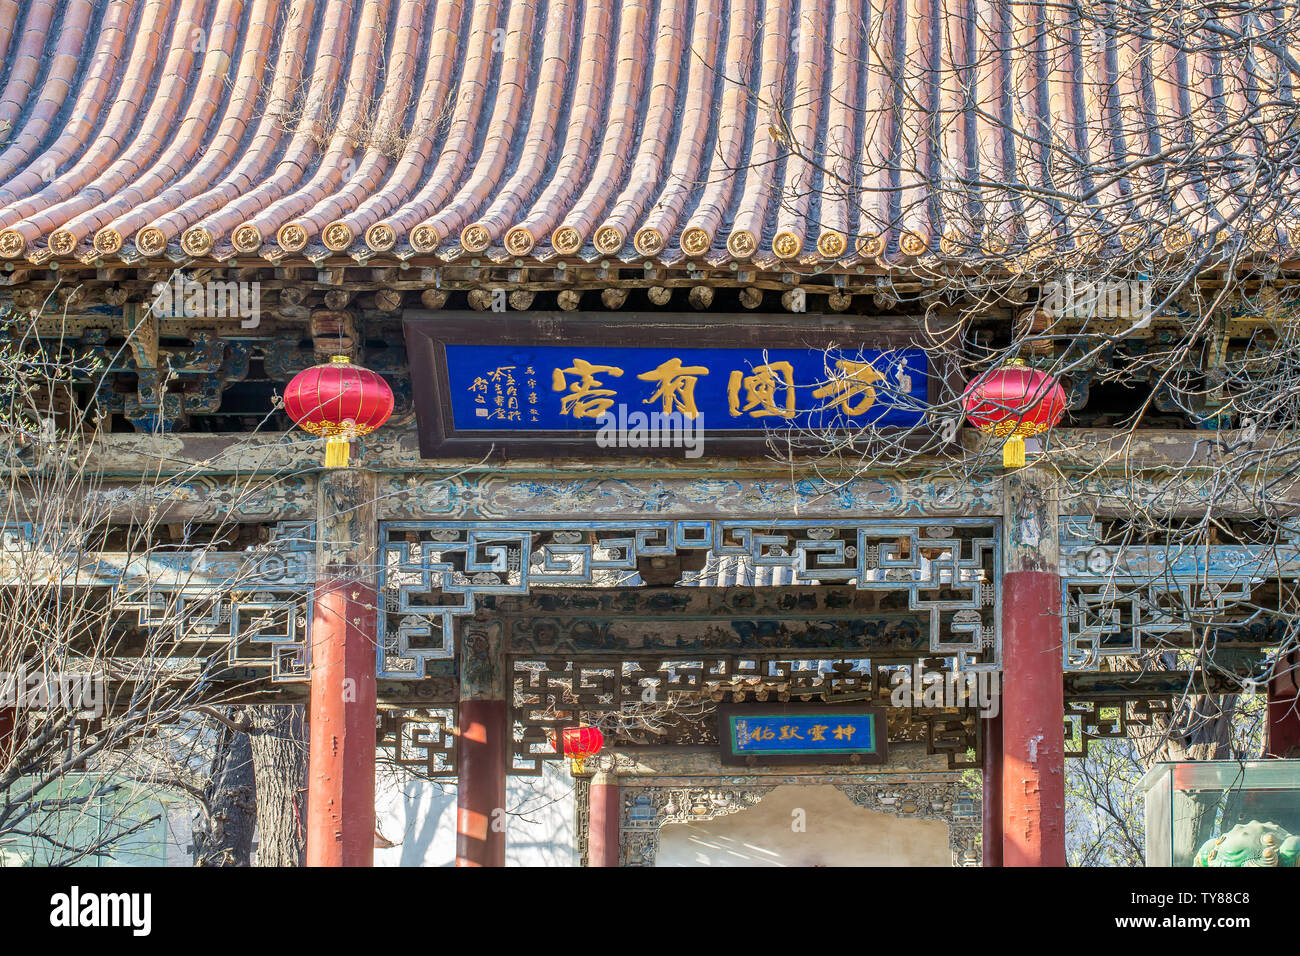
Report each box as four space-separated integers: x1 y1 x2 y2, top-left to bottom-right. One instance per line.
283 355 394 467
561 725 604 774
961 359 1066 468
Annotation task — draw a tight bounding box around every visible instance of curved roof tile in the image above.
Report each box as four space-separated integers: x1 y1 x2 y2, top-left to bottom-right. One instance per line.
0 0 1294 267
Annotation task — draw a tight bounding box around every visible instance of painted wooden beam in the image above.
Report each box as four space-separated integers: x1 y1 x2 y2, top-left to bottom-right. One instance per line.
5 424 1291 479
71 666 1240 709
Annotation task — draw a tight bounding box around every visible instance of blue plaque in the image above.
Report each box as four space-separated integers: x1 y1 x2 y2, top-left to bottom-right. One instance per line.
404 314 950 458
717 704 887 765
444 344 928 432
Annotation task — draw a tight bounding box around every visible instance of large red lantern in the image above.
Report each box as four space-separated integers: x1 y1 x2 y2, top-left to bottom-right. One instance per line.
560 725 604 774
961 358 1066 468
283 355 394 467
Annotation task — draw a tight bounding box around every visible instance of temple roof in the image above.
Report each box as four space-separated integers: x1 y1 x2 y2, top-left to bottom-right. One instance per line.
0 0 1294 271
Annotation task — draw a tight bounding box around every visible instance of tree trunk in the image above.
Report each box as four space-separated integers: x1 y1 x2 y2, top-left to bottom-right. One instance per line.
1147 695 1237 764
248 705 307 866
192 715 256 866
1137 692 1237 863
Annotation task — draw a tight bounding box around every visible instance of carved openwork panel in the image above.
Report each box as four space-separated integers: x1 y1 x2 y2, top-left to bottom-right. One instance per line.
574 775 591 867
377 707 457 778
378 519 1001 678
617 780 978 866
117 587 310 682
1060 517 1300 670
116 522 315 683
1064 697 1174 758
2 521 317 683
619 786 772 866
510 655 982 775
835 782 981 866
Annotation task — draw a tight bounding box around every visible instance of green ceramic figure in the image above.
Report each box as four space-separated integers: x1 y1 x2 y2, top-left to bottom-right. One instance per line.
1194 821 1300 867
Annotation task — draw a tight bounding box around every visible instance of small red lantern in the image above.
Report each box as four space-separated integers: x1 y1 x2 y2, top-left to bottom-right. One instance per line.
283 355 394 467
961 358 1066 468
561 725 604 775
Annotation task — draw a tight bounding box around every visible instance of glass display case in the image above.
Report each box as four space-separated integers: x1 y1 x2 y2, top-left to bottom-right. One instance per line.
1140 760 1300 866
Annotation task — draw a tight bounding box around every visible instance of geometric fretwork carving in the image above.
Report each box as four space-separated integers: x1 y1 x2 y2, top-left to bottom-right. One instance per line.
111 521 315 683
378 519 1001 678
1063 697 1174 758
377 707 457 778
1059 517 1300 671
1 519 315 684
1063 581 1256 671
115 588 311 682
905 713 980 770
510 655 982 775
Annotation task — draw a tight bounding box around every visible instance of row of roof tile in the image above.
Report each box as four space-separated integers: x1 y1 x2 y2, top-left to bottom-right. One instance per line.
0 0 1293 268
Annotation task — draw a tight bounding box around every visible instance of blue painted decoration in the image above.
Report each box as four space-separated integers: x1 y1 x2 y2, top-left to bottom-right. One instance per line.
445 344 928 431
727 711 880 756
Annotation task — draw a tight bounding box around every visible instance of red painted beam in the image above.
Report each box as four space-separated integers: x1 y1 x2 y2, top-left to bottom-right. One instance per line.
306 579 377 867
587 773 621 867
1001 571 1066 867
981 711 1003 867
456 699 507 866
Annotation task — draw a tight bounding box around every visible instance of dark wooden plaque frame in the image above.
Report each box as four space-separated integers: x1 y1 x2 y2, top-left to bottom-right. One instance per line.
715 701 889 767
403 311 962 459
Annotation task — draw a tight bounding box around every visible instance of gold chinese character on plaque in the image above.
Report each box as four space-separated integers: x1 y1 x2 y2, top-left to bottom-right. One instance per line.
812 359 883 416
727 362 796 419
551 358 625 419
637 357 709 419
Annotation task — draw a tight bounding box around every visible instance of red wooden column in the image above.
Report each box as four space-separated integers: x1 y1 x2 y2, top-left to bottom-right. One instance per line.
457 620 507 867
587 771 621 867
981 712 1003 867
1266 651 1300 758
1000 467 1066 867
306 468 378 868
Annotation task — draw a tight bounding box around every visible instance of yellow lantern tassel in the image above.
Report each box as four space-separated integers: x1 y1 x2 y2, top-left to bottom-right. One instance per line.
1002 434 1025 468
324 436 351 468
569 755 586 775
